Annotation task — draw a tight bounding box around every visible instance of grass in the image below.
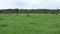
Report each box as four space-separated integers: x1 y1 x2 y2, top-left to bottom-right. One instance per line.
0 13 60 34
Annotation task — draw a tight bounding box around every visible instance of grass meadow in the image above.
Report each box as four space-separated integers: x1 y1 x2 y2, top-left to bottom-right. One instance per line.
0 13 60 34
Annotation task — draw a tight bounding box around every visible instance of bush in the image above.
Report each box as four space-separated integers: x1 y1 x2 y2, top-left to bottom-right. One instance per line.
27 15 30 16
0 24 7 27
16 13 19 16
55 13 58 15
0 18 2 20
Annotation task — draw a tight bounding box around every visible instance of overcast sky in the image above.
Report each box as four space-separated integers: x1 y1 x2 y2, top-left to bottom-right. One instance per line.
0 0 60 9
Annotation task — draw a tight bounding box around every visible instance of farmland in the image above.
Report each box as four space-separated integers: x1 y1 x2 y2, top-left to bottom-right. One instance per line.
0 13 60 34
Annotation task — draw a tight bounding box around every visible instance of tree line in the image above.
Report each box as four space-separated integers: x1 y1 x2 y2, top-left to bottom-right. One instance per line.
0 9 60 14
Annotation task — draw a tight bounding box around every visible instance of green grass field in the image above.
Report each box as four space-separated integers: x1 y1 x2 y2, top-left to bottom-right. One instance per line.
0 14 60 34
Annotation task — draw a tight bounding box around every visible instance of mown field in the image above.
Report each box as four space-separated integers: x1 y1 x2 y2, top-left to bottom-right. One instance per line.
0 13 60 34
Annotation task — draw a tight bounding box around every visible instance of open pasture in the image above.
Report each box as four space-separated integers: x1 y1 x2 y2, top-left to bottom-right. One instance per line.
0 13 60 34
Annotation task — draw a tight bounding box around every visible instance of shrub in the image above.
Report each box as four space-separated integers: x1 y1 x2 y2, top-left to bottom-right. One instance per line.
55 13 58 15
0 18 2 20
16 13 19 16
27 15 30 16
0 24 7 27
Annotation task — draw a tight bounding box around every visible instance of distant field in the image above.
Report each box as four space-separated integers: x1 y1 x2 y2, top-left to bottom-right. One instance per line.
0 13 60 34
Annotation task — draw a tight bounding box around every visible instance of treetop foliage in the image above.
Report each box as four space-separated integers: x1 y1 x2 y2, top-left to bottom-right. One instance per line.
0 9 60 13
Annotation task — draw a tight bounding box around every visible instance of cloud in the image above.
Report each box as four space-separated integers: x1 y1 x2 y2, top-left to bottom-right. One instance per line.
0 0 60 9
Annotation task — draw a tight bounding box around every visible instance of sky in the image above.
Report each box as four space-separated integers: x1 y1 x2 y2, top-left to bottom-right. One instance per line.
0 0 60 9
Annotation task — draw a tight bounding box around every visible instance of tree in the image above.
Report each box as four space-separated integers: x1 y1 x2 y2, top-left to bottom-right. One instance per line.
15 9 19 13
